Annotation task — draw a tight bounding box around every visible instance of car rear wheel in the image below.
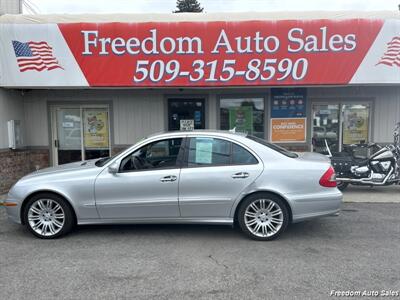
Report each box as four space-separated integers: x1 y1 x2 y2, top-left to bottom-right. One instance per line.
238 194 289 241
23 193 74 239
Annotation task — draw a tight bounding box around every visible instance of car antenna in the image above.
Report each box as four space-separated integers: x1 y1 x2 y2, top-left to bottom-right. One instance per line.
324 139 332 158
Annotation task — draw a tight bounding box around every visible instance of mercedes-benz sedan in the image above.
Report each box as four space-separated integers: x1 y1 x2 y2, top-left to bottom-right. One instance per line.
4 131 342 240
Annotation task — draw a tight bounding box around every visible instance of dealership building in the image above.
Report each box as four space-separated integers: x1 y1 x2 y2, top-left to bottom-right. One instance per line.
0 4 399 192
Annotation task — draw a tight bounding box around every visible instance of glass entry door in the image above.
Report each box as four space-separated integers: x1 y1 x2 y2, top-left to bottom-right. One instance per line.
56 108 82 164
53 106 110 165
312 102 371 154
168 99 205 131
312 104 340 154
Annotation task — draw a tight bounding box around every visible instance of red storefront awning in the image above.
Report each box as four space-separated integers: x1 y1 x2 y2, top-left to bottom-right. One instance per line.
0 12 399 87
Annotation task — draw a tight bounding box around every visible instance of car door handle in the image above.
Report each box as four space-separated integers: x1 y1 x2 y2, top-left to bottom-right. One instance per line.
232 172 249 179
160 175 177 182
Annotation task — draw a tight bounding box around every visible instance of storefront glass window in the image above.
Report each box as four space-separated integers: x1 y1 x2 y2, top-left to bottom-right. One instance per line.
220 98 264 138
83 108 110 160
342 104 370 145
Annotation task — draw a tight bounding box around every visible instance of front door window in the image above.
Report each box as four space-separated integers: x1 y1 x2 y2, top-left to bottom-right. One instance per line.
120 138 183 172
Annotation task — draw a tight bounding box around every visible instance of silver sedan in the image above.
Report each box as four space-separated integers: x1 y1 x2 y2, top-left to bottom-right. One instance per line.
4 131 342 240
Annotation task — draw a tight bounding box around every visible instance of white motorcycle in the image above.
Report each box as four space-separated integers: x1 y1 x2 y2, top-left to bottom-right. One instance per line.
327 123 400 191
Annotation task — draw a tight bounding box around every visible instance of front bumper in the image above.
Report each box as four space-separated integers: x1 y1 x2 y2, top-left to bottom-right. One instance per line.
2 192 22 224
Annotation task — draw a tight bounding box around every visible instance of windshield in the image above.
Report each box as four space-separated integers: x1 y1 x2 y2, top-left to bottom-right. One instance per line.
247 135 298 158
95 156 114 167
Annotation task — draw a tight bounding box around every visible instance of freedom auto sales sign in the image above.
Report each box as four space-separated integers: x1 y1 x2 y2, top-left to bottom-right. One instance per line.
0 19 399 87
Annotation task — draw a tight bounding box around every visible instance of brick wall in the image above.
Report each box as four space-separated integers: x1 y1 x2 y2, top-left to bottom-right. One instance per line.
0 148 49 194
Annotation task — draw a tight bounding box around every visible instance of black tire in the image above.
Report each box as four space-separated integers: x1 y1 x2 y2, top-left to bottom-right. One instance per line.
237 193 289 241
23 193 74 239
337 181 349 191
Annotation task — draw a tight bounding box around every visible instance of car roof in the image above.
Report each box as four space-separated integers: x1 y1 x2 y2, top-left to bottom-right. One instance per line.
146 130 248 140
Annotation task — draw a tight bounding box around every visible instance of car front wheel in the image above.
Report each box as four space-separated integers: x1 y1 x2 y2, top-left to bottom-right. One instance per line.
238 194 289 241
23 193 74 239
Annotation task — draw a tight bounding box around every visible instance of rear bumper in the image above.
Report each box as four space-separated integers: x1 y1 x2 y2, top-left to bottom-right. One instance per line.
291 208 341 223
286 189 343 223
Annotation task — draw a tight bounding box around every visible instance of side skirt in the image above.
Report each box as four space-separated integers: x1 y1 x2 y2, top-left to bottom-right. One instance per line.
77 217 234 226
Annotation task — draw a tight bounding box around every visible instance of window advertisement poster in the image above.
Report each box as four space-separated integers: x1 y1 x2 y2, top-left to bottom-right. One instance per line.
180 119 195 131
271 118 307 143
271 88 306 118
229 106 254 134
195 139 213 164
342 107 369 144
83 110 109 148
271 88 307 143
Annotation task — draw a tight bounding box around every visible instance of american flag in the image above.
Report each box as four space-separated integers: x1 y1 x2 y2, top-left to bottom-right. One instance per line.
377 37 400 67
12 40 63 72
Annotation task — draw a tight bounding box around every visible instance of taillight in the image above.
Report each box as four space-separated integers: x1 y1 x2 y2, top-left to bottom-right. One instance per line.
319 166 337 187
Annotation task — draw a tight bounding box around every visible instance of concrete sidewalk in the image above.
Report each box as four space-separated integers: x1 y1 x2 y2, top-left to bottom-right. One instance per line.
1 185 400 204
342 184 400 203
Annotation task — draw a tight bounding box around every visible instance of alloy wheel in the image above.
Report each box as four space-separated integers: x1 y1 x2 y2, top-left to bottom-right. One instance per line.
244 199 284 238
27 199 65 237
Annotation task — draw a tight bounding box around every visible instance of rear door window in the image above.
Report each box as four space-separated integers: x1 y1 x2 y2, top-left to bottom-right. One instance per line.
232 143 258 165
186 137 258 167
187 137 231 167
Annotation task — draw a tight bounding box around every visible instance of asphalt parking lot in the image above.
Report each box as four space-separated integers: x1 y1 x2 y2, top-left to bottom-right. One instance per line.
1 189 400 300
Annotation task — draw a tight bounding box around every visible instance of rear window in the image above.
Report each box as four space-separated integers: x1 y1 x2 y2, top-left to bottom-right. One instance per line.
246 135 298 158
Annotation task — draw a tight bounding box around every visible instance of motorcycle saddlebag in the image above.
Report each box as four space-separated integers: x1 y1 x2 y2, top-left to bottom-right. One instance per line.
331 156 353 177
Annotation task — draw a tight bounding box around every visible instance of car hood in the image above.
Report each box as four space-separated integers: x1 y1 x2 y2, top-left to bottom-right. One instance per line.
24 159 100 179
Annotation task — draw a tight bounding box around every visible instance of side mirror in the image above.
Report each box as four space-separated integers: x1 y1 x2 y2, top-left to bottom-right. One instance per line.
108 162 119 174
